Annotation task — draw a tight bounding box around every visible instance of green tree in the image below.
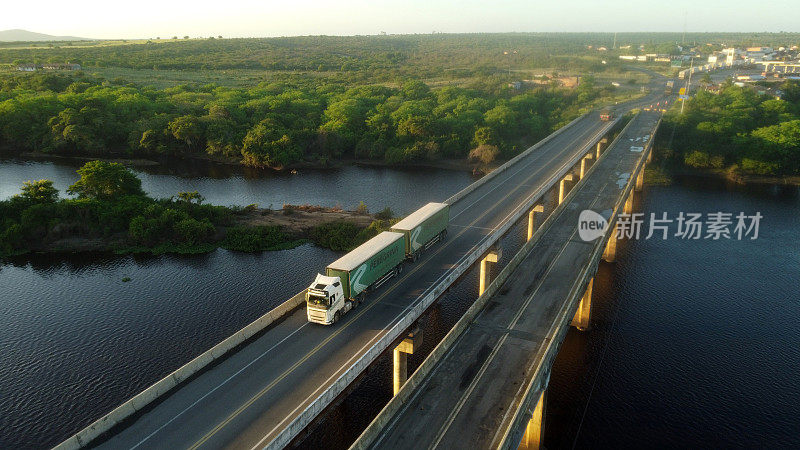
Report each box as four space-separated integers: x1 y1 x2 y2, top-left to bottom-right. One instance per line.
177 190 205 204
67 161 145 200
16 179 59 203
241 119 301 168
168 115 204 150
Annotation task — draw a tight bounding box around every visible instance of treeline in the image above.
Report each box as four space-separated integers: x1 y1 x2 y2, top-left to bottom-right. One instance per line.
0 161 384 257
658 81 800 175
0 72 612 168
4 33 800 75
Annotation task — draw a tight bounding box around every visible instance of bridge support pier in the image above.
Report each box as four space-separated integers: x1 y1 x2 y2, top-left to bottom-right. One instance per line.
580 154 594 179
518 390 546 450
571 277 593 331
393 328 422 395
635 169 644 192
624 191 634 214
603 231 617 262
527 204 545 241
479 250 500 296
558 174 574 205
596 138 608 159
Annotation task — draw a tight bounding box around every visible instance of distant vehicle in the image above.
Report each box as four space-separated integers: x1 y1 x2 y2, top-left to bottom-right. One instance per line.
665 80 675 94
600 109 613 121
306 202 449 325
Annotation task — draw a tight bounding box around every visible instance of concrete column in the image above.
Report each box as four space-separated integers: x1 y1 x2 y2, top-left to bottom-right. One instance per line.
580 153 594 179
635 169 644 192
571 277 593 331
518 390 546 450
479 250 499 296
558 174 574 205
527 204 545 241
624 191 634 214
596 138 608 159
603 231 617 262
393 328 422 395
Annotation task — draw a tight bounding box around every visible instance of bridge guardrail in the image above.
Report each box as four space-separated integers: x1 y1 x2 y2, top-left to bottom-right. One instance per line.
445 112 589 205
55 289 309 449
349 112 640 450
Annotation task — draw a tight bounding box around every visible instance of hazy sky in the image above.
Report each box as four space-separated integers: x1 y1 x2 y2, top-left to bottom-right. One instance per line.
3 0 799 39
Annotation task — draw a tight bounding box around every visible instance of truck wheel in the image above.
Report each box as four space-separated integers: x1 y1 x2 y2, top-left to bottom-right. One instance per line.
333 311 341 324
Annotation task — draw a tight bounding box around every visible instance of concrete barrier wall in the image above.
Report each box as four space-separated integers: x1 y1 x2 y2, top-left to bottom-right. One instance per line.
445 113 589 205
496 115 659 450
55 289 308 450
349 113 638 450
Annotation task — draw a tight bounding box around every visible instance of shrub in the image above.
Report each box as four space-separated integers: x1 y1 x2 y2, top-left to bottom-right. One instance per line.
469 144 500 165
740 158 780 175
311 221 362 251
222 225 295 251
375 207 394 220
174 218 215 245
684 150 711 168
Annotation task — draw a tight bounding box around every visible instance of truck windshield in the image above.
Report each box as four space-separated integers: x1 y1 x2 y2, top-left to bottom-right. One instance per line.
307 294 329 308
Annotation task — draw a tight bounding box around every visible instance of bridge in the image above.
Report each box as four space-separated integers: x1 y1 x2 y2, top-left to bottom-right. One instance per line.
57 79 669 450
352 110 662 450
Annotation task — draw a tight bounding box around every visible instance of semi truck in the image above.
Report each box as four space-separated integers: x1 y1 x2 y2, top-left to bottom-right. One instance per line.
307 231 405 325
306 202 450 325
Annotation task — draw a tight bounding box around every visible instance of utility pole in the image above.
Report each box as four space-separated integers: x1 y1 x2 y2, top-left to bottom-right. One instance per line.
681 57 693 114
613 32 617 50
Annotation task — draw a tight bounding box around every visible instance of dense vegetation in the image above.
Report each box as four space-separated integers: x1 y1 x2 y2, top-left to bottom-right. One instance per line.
4 33 799 75
658 80 800 176
0 161 382 257
0 70 619 168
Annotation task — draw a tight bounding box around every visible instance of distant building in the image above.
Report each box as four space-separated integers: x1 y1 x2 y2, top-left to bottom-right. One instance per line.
17 63 81 71
41 63 82 70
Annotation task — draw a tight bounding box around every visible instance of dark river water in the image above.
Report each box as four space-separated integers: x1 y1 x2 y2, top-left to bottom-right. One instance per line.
0 157 473 213
1 158 798 449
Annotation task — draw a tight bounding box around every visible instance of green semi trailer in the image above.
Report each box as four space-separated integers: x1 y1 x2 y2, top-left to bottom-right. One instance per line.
390 202 449 261
306 202 450 325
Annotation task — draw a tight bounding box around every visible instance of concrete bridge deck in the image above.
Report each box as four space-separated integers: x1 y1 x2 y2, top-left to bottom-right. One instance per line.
59 75 669 449
355 111 663 450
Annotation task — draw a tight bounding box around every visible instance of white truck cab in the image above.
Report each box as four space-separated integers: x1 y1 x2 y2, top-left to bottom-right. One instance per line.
306 274 351 325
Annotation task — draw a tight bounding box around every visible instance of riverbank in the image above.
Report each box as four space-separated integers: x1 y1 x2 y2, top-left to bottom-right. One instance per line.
2 203 380 258
9 148 493 175
644 161 800 186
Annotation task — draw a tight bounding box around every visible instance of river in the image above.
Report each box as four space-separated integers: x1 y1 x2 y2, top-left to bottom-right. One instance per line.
1 158 798 448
